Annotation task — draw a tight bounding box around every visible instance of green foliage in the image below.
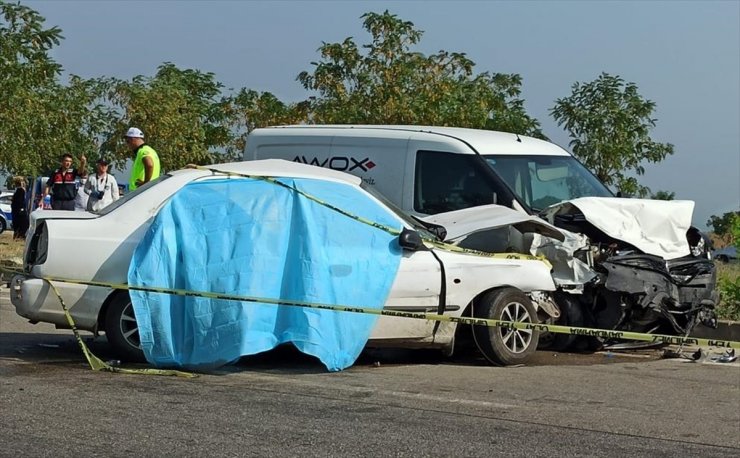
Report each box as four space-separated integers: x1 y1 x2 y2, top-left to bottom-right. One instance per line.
0 2 114 177
707 211 740 239
298 11 544 137
231 89 310 154
715 216 740 321
716 264 740 321
550 73 674 197
5 3 685 186
650 190 675 200
101 63 237 170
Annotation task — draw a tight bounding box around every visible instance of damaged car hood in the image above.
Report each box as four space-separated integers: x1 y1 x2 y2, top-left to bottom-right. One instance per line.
422 204 565 242
541 197 694 260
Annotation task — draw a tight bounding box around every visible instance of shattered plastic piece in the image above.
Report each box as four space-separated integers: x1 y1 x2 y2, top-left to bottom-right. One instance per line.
711 349 737 364
662 348 706 361
661 349 682 359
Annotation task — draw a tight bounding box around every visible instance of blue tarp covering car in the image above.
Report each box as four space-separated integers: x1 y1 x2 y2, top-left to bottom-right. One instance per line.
128 177 403 371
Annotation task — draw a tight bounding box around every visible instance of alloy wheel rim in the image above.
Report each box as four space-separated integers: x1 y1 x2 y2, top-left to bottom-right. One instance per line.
119 302 141 349
498 301 533 354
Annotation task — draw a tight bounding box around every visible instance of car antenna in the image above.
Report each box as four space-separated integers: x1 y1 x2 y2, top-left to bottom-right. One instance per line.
515 133 522 143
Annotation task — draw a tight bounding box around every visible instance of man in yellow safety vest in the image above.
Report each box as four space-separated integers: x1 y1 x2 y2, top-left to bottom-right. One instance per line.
125 127 161 191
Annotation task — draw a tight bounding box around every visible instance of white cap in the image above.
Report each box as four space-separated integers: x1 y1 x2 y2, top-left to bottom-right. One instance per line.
125 127 144 138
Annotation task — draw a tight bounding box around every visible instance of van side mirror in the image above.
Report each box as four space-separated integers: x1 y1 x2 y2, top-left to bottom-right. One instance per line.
398 228 428 251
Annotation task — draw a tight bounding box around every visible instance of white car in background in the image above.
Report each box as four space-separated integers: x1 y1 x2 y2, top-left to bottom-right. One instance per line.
10 160 557 366
0 191 14 234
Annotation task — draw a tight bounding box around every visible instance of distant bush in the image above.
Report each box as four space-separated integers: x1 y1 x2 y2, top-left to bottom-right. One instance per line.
715 215 740 321
716 265 740 321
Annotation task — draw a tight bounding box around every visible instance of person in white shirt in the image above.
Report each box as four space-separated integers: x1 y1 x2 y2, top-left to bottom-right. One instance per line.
85 158 120 212
74 176 89 211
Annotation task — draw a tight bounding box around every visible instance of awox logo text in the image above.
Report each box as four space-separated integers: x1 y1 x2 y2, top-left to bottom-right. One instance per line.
293 156 376 172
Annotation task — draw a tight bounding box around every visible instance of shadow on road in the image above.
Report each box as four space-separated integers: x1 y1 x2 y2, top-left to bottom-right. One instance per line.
0 330 661 376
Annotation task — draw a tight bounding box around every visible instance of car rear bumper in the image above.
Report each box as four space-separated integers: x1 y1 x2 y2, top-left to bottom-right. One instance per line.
10 274 110 331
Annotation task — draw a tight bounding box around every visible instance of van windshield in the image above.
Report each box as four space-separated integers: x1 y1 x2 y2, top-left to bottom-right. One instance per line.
483 155 612 212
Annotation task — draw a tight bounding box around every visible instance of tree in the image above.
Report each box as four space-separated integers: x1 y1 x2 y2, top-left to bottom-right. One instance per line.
0 2 114 178
707 211 740 238
231 89 310 154
101 63 237 170
297 11 544 137
651 190 675 200
550 73 674 197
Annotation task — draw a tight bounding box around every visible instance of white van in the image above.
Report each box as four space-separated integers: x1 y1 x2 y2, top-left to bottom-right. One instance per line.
245 125 718 350
244 125 614 217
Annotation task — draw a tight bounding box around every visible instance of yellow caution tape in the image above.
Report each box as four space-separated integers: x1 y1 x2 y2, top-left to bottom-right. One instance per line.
4 267 737 354
43 279 197 378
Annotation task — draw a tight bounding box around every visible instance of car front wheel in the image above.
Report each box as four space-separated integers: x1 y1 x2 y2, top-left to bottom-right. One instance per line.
104 293 145 362
472 288 540 366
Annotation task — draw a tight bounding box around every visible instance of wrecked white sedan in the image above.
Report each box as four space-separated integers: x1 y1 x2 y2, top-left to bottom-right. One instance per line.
10 160 557 370
425 199 717 350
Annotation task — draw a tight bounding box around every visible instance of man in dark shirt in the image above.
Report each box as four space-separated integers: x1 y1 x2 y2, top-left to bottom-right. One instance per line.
43 153 87 210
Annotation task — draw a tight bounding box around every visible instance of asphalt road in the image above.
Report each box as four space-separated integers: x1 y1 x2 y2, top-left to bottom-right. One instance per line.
1 288 739 457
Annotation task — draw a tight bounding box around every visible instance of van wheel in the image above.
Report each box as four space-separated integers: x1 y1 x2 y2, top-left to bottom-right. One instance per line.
104 293 145 362
473 288 539 366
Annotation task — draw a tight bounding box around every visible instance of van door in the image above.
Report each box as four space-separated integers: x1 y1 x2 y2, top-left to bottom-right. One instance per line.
329 136 409 206
250 134 334 167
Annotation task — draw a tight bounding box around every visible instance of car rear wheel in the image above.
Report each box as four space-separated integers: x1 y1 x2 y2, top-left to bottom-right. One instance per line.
104 293 145 362
0 218 6 234
472 288 539 366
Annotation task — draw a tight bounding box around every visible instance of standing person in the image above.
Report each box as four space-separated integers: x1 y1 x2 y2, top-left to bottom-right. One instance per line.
11 176 29 240
85 158 120 212
74 176 89 211
125 127 160 191
43 153 87 211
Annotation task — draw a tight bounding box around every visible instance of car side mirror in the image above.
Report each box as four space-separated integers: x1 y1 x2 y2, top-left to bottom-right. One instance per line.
398 228 428 251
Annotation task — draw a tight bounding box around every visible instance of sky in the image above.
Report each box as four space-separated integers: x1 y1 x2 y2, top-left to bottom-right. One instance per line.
22 0 740 229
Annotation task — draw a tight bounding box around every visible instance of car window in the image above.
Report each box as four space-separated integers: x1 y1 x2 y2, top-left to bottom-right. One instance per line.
95 175 170 215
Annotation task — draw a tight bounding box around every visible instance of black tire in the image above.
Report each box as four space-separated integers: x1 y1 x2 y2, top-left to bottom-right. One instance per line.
472 288 540 366
716 255 728 263
104 293 145 362
548 292 584 351
0 218 6 235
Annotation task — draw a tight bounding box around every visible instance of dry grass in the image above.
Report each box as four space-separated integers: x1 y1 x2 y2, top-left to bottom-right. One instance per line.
0 231 25 266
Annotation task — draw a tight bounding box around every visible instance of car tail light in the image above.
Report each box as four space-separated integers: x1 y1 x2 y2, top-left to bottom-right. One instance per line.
26 221 48 267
